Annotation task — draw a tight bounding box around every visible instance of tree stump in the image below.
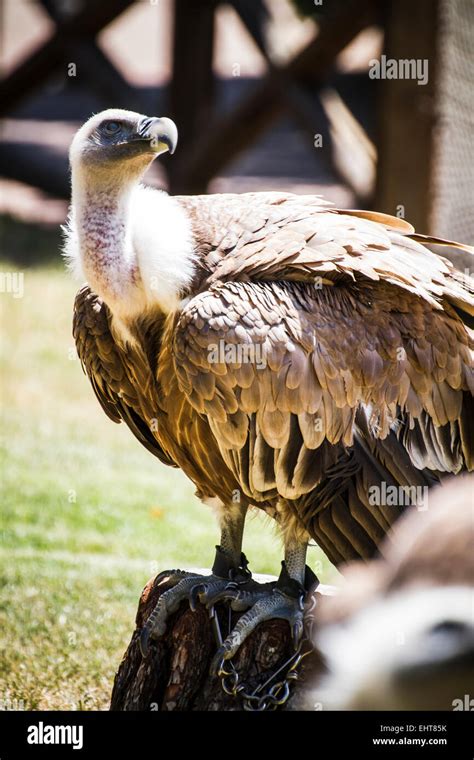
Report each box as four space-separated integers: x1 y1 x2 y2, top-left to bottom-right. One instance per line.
110 571 329 711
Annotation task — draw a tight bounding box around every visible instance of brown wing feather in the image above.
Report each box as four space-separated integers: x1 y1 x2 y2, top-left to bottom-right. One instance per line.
73 285 176 468
171 204 472 563
179 192 473 317
174 278 472 469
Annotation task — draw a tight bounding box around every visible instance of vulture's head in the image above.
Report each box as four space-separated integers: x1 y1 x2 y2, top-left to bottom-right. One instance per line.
66 109 197 317
69 108 178 181
307 476 474 711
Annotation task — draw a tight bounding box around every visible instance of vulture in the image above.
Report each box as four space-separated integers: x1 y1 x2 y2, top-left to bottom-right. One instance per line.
306 475 474 710
65 109 474 672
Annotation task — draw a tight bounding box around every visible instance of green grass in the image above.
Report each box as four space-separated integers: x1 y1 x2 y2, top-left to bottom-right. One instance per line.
0 260 337 710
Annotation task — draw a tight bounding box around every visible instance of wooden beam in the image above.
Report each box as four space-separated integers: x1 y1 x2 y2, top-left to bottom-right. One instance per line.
374 0 439 230
170 0 377 193
39 0 148 113
167 0 218 191
0 0 134 116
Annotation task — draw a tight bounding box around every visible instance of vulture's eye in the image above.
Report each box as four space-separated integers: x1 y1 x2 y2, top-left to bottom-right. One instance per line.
102 121 122 136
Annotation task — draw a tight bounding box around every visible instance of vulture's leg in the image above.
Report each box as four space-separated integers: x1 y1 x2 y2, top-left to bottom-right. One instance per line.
140 503 253 657
210 538 317 675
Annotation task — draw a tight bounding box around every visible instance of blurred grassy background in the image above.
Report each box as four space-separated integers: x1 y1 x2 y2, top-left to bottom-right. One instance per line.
0 259 337 710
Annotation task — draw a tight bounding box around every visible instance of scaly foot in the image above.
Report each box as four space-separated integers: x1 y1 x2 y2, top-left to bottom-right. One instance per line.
139 547 253 656
210 562 318 675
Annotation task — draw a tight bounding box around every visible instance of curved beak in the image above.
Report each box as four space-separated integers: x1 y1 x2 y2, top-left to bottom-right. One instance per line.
137 116 178 155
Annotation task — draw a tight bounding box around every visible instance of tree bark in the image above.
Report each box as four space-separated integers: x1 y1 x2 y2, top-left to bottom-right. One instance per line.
110 571 328 711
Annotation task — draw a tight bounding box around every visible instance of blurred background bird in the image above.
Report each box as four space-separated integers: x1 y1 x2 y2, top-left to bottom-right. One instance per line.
306 476 474 710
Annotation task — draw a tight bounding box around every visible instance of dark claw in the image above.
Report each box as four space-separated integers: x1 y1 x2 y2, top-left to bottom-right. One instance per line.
154 568 179 585
291 619 303 646
189 583 206 612
210 645 228 677
204 584 240 609
139 625 151 657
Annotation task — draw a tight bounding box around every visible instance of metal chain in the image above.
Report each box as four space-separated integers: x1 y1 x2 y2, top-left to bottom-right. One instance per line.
210 600 311 711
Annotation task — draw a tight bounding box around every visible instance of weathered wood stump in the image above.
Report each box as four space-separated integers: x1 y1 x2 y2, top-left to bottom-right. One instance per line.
110 571 329 711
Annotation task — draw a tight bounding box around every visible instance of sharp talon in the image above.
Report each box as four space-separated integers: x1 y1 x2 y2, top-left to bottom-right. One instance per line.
189 583 205 611
205 586 239 609
154 569 174 585
292 620 303 646
210 646 228 677
154 568 188 586
139 626 150 657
